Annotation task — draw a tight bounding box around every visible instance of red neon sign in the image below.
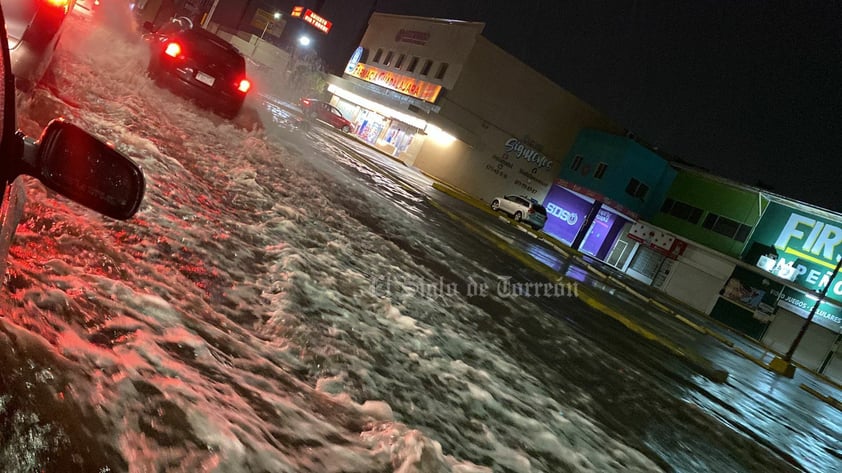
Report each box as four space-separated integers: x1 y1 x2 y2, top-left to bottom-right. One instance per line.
302 9 332 34
291 6 303 18
348 63 442 103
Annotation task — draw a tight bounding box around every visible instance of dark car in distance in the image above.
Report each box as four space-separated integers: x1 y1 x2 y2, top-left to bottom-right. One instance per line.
143 18 250 118
299 98 353 133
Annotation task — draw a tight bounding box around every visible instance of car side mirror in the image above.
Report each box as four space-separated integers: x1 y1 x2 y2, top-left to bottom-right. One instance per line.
17 120 146 220
142 21 155 32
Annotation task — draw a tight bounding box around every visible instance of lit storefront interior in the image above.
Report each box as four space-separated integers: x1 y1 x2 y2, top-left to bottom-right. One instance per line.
326 81 454 161
541 184 634 261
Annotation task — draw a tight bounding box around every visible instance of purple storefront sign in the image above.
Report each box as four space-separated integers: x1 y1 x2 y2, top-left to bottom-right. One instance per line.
580 210 624 258
542 186 593 245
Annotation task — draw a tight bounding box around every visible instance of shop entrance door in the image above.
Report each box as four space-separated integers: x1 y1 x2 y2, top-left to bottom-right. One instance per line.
625 247 665 285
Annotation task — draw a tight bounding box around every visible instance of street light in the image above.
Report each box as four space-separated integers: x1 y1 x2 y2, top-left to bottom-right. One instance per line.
291 35 311 63
260 12 282 41
253 11 281 56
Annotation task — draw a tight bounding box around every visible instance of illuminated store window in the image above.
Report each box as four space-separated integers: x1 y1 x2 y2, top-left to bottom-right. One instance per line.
420 59 433 76
435 62 449 79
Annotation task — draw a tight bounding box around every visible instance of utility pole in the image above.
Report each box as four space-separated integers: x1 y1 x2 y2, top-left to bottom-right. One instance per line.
201 0 220 28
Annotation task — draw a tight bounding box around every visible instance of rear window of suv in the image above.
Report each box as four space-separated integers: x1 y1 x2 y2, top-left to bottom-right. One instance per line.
185 31 245 71
532 204 547 215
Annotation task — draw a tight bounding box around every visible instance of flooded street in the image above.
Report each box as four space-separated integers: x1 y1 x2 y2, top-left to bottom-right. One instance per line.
0 8 837 473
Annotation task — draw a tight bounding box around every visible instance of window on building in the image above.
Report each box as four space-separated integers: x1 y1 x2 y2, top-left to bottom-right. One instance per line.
420 59 433 76
625 178 649 200
407 56 419 72
712 216 740 238
702 213 717 229
734 224 752 242
435 62 449 79
373 48 383 63
395 53 406 69
383 51 394 66
594 162 608 179
570 155 584 171
661 198 703 224
702 212 752 241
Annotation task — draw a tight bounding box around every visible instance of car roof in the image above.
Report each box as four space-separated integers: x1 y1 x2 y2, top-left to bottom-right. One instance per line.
177 27 243 56
189 28 242 55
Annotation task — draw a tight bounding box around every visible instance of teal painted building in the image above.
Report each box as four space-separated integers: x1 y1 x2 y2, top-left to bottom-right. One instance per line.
650 166 769 258
541 129 676 260
556 129 676 220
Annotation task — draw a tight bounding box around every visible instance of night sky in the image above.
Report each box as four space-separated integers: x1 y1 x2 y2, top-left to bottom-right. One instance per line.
294 0 842 212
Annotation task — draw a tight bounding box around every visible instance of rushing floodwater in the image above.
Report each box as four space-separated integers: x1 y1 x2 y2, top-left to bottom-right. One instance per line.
0 7 833 473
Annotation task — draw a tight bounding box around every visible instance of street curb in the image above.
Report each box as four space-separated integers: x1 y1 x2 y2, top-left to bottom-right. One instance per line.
426 197 729 384
799 384 842 411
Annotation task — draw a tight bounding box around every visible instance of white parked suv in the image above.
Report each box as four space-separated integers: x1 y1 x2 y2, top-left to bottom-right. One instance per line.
491 195 547 230
2 0 76 90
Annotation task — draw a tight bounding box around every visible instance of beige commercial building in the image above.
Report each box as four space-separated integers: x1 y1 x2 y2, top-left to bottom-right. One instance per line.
327 13 623 203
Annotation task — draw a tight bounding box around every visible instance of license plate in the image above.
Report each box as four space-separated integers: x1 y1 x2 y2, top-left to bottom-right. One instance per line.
196 71 215 87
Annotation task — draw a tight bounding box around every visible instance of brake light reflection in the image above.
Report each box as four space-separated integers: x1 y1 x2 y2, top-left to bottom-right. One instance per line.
164 42 182 58
237 79 251 93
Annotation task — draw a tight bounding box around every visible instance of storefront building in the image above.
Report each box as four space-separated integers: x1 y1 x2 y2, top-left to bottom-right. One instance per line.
541 129 676 266
632 167 768 317
326 13 622 204
643 167 842 380
710 200 842 380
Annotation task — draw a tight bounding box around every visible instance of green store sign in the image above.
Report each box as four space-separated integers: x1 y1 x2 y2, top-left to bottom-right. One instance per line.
747 202 842 332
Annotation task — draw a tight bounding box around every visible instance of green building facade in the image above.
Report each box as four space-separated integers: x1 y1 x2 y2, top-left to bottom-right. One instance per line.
650 167 769 258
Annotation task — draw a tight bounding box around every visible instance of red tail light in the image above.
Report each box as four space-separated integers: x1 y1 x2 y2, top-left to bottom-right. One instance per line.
45 0 71 12
237 79 251 93
301 99 310 105
164 42 182 58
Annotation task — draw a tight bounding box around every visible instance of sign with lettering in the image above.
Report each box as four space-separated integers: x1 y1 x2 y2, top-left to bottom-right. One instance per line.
251 9 284 37
627 221 687 258
291 6 304 17
347 63 442 103
749 202 842 300
302 9 332 34
395 29 430 45
542 186 592 245
345 47 364 74
503 138 553 169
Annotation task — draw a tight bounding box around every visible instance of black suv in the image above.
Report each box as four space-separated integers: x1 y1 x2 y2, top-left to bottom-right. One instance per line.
143 18 251 118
